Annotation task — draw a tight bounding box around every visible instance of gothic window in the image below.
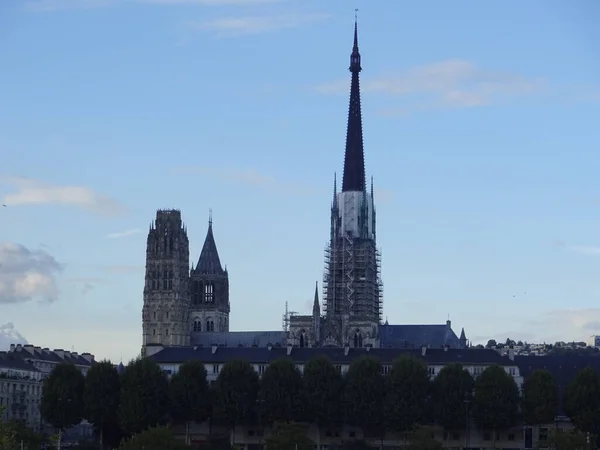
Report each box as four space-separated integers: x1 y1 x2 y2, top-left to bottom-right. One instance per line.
166 311 169 319
169 237 173 253
299 331 307 348
166 329 169 336
353 330 363 348
193 319 202 332
168 270 173 290
204 283 214 303
206 318 214 332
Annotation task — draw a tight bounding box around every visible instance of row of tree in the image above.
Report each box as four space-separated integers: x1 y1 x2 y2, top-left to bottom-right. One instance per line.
39 355 600 449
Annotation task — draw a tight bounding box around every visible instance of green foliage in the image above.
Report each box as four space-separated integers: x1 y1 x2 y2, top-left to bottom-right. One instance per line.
41 362 86 430
341 440 373 450
534 428 588 450
263 422 314 450
0 406 18 450
431 363 474 430
169 360 210 424
522 369 558 425
302 356 344 427
213 359 259 427
405 426 443 450
564 366 600 435
117 426 190 450
472 364 520 432
259 359 304 424
3 419 45 449
84 360 121 445
343 356 385 434
118 358 170 435
385 355 432 433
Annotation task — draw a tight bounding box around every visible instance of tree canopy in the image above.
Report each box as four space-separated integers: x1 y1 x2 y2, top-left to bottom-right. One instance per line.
212 359 260 428
564 366 600 436
169 360 210 425
344 356 386 435
302 356 344 427
264 422 314 450
259 359 304 424
430 363 474 430
521 369 558 425
117 426 190 450
472 364 520 432
84 360 121 448
118 358 170 435
385 355 432 433
41 362 86 430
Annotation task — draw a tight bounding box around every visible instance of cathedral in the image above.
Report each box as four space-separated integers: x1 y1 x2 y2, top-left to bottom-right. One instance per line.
141 19 467 353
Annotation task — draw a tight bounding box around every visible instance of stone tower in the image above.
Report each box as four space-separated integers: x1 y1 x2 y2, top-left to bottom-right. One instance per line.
142 209 191 351
190 213 230 334
322 18 383 347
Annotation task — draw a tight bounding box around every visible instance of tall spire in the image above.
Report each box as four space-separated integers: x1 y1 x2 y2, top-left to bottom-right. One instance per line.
196 212 224 274
313 281 320 312
342 12 366 193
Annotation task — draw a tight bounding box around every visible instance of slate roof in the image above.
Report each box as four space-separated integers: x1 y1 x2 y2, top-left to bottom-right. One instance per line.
379 324 463 349
194 220 225 275
190 331 287 348
515 355 600 412
150 346 513 366
0 352 41 372
1 344 94 368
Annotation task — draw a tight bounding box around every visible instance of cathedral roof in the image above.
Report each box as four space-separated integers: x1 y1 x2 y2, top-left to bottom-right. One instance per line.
342 17 366 193
195 215 225 275
379 324 463 349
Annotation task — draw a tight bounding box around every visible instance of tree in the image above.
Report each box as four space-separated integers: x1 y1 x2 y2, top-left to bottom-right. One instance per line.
212 360 259 441
564 367 600 437
264 422 314 450
118 358 169 435
84 360 121 450
344 356 385 437
431 363 475 430
169 360 210 444
259 359 304 424
521 369 558 426
0 406 18 450
534 428 588 450
485 339 497 348
303 356 344 428
118 426 190 450
472 364 520 444
41 362 85 449
406 426 443 450
385 355 432 435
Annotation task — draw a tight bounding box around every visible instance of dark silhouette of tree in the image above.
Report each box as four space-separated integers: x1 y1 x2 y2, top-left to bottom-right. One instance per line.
259 359 304 424
431 363 474 430
169 360 210 444
117 426 190 450
534 428 587 450
264 422 313 450
521 369 558 426
344 356 385 437
84 360 121 450
564 367 600 437
384 355 431 435
472 364 520 446
302 356 344 428
212 359 259 443
118 358 169 435
406 426 443 450
485 339 497 348
41 362 85 448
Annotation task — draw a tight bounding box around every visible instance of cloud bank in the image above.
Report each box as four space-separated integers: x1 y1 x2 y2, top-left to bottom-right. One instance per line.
0 323 28 350
0 243 64 304
0 176 125 216
106 228 142 239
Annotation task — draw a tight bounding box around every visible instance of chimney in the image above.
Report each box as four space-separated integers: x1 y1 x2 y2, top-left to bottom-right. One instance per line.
344 344 350 356
64 351 72 359
16 344 23 351
53 349 64 359
287 343 293 356
34 346 41 353
72 352 78 357
23 345 34 354
444 345 448 352
508 348 515 361
9 344 15 352
267 343 273 351
211 344 218 354
421 346 427 356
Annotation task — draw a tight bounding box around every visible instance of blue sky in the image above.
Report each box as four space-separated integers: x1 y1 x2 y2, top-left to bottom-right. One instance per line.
1 0 599 362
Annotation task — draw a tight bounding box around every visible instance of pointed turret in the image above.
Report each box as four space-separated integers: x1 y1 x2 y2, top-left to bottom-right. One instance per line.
196 213 224 275
312 281 320 315
342 16 366 193
459 327 467 348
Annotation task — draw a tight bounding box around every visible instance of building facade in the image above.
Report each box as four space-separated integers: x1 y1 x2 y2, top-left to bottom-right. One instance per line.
141 20 466 355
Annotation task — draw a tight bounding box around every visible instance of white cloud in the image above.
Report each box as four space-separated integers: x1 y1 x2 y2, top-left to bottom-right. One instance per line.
106 228 142 239
0 243 63 304
190 13 331 37
554 240 600 255
316 60 544 112
24 0 282 11
0 323 28 350
0 176 125 216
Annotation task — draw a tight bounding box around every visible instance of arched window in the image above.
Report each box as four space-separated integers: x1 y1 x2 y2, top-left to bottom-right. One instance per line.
299 331 307 348
206 318 214 332
353 330 363 348
193 319 202 332
204 283 214 303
